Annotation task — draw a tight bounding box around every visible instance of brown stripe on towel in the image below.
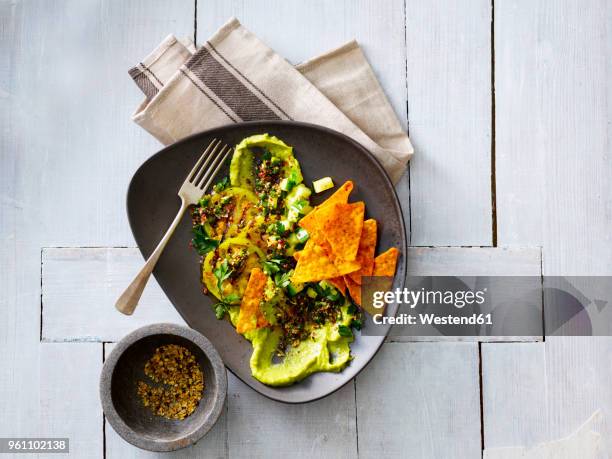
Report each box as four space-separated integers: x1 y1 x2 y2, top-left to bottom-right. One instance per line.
128 66 160 99
185 47 282 121
139 62 164 87
206 41 291 120
179 68 241 123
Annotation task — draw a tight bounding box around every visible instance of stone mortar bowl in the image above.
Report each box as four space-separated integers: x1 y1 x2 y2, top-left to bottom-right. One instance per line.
100 323 227 452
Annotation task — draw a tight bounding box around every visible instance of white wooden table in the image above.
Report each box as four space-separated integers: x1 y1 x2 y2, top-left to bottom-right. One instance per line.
2 1 611 458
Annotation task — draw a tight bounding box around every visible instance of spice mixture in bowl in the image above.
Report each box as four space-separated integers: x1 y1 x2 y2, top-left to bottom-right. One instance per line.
136 344 204 420
100 323 226 452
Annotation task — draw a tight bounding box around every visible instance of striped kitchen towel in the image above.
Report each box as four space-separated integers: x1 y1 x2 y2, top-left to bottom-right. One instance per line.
129 17 413 183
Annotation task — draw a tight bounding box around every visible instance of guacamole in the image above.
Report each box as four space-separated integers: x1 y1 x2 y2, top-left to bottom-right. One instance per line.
190 134 361 386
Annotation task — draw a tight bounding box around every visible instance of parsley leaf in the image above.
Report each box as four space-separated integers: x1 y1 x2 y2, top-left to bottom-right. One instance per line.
212 284 241 320
262 261 280 276
274 271 293 288
262 257 287 276
213 259 233 293
192 225 219 255
224 293 240 303
350 319 363 330
214 302 230 319
338 325 353 338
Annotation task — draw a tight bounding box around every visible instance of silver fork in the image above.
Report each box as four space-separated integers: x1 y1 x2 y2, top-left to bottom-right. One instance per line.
115 139 232 315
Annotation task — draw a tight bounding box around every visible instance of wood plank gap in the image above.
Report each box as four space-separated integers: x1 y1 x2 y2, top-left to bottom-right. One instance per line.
354 378 360 459
39 247 43 342
102 344 106 459
478 342 485 457
193 0 198 45
490 0 497 247
540 247 546 342
403 0 412 246
224 400 229 459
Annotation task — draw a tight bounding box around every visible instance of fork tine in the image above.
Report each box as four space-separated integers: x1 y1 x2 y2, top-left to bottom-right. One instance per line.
187 139 221 182
195 144 230 189
198 145 233 190
191 141 224 185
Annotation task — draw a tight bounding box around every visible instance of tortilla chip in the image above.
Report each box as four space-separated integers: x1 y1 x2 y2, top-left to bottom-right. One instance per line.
293 251 301 261
320 202 364 261
298 180 353 234
373 248 400 277
344 275 361 306
347 219 377 285
236 268 269 334
316 239 360 275
291 240 340 283
327 276 346 295
333 256 361 276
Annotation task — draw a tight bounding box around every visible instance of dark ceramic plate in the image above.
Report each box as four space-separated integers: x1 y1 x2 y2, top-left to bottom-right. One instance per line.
127 121 406 403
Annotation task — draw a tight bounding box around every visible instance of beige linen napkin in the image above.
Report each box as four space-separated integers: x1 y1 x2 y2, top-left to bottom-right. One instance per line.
129 17 413 183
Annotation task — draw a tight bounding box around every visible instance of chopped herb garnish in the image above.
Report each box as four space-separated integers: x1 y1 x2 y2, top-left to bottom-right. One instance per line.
284 169 300 193
325 288 341 302
213 176 230 192
289 199 308 216
350 319 363 330
198 195 211 207
295 228 309 243
267 221 286 236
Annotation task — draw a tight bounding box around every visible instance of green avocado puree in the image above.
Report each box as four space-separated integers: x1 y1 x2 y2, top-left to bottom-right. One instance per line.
195 134 359 387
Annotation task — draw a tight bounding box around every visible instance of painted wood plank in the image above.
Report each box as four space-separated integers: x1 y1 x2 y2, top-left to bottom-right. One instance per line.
494 0 612 276
482 339 612 449
197 0 411 240
2 0 193 442
406 247 541 277
39 343 103 459
481 342 548 448
405 0 492 246
10 0 194 248
356 342 481 459
0 0 45 441
542 337 612 441
490 0 612 451
103 343 228 459
42 247 185 342
226 372 357 459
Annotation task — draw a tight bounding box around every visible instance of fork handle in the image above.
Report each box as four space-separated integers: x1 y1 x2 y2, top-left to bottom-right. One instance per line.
115 198 189 315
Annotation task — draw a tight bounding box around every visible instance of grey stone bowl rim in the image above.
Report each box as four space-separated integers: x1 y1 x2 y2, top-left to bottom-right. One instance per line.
99 323 227 452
